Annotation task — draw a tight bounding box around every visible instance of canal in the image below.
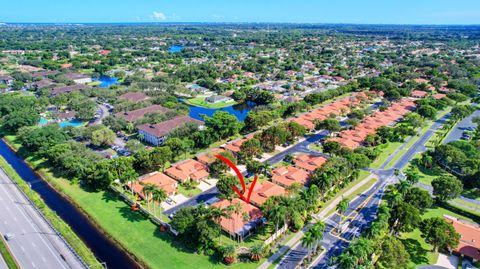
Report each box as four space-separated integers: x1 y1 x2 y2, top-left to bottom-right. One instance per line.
0 139 140 269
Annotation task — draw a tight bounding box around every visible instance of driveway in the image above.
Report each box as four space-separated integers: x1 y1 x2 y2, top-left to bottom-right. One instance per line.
435 253 459 269
161 194 188 212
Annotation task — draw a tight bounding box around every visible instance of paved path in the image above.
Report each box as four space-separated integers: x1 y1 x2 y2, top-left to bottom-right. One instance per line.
0 168 86 269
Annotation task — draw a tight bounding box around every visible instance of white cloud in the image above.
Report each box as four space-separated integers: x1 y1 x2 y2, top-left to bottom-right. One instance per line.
152 11 166 20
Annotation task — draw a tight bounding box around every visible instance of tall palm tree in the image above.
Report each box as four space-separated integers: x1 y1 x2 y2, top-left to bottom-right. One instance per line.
230 202 243 243
311 221 325 255
395 180 410 196
142 183 157 212
209 206 229 244
336 198 350 233
302 231 315 262
151 188 167 217
267 204 286 235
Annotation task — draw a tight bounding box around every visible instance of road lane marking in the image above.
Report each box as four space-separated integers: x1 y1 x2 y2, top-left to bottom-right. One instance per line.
0 170 69 269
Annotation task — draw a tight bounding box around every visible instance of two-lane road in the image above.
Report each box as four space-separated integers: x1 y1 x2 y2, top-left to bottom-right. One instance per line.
0 168 86 269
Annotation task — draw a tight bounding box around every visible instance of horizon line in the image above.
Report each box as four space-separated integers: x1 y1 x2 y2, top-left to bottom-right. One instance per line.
1 21 480 27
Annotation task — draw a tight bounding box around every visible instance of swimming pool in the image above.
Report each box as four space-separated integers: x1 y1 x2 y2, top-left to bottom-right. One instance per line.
38 117 49 126
59 120 84 128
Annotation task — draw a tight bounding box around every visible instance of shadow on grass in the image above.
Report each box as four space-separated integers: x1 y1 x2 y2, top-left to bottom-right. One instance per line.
401 238 429 265
462 189 480 200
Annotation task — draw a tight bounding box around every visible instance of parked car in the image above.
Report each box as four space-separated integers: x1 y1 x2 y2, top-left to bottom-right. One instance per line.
4 233 15 241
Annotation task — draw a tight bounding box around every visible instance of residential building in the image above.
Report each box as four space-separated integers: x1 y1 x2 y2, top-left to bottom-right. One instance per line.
118 92 151 102
211 198 263 240
50 84 87 96
115 104 170 123
0 75 13 85
137 115 202 146
65 73 92 84
248 181 286 207
165 159 209 183
444 215 480 261
271 165 310 188
196 148 225 165
130 171 178 198
411 90 428 98
293 154 327 173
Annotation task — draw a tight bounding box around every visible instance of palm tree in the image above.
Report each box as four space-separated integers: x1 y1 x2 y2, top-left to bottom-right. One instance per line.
151 188 167 217
249 244 264 262
302 230 315 262
209 207 229 244
142 183 157 212
310 221 325 255
230 202 243 243
267 204 286 235
336 198 350 233
395 180 410 196
221 244 236 265
316 176 332 199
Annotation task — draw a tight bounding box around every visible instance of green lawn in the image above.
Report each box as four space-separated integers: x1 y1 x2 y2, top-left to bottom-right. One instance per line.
49 174 261 269
177 184 202 198
184 97 237 109
2 135 262 269
370 142 403 169
0 237 19 269
401 206 474 268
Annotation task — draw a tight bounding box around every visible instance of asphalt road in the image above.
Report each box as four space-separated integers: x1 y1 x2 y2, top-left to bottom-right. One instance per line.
0 256 8 269
275 111 453 269
0 168 86 269
443 106 479 144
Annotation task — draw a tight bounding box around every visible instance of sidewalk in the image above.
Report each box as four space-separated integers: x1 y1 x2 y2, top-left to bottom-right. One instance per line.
258 174 376 269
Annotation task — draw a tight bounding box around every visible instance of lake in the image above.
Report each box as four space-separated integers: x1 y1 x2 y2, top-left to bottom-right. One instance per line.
187 101 256 121
96 76 119 88
168 45 183 53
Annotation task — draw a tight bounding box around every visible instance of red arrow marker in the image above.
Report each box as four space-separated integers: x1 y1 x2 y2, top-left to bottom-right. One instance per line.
214 155 258 204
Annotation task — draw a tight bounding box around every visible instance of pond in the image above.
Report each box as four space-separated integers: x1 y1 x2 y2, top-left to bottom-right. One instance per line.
168 45 183 53
186 101 257 122
95 76 119 88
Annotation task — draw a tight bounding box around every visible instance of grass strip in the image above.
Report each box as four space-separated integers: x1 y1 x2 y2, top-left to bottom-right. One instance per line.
0 236 19 269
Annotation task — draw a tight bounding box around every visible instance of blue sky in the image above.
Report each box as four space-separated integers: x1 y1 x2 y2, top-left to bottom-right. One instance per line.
2 0 480 24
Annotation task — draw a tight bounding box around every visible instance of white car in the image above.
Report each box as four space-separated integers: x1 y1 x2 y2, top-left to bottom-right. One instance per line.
4 233 15 241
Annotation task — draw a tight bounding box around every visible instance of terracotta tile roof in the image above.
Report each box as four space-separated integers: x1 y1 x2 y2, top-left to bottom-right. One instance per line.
118 92 151 102
223 134 254 153
130 171 178 197
249 181 286 206
444 215 480 260
196 148 225 165
433 93 447 100
137 116 202 138
115 104 171 122
212 198 263 237
165 159 209 182
328 98 416 149
271 165 309 187
294 154 327 173
411 90 428 98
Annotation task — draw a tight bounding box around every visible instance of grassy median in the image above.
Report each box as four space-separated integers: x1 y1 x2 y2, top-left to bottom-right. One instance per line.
0 236 19 269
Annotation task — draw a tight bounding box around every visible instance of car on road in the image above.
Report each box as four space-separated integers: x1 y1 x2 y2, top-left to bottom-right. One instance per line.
4 233 15 241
